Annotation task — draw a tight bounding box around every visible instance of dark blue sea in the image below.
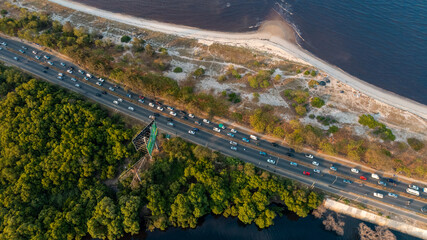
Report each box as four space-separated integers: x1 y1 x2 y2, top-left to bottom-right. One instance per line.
75 0 427 105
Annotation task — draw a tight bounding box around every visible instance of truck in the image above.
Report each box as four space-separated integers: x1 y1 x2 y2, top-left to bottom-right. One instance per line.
406 188 420 196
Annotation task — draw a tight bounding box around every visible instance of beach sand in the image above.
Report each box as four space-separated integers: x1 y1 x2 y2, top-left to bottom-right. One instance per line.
48 0 427 119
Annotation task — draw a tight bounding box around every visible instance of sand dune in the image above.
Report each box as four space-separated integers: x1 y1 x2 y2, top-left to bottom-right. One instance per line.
49 0 427 119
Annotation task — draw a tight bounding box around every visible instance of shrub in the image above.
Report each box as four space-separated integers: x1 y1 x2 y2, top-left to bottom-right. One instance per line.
120 35 131 43
231 112 243 122
358 114 395 141
218 75 227 82
296 69 301 74
328 126 339 134
1 9 8 16
274 74 281 81
309 114 315 119
304 70 310 75
228 92 241 103
253 92 260 102
295 105 307 116
193 68 205 77
310 70 317 77
173 67 183 73
311 97 325 108
308 80 319 88
407 138 424 151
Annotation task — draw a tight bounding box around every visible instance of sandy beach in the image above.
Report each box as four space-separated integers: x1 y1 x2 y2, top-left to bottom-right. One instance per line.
49 0 427 119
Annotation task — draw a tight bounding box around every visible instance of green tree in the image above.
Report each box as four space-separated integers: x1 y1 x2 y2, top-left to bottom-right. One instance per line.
87 197 123 240
311 97 325 108
121 35 132 43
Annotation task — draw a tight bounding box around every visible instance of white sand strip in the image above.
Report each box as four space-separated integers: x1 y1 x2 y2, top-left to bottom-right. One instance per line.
49 0 427 119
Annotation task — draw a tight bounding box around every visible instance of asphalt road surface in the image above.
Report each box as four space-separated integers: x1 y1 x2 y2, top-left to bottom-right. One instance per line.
0 36 426 223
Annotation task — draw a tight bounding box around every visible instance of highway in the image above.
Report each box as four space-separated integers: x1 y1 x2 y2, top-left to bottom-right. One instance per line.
0 36 426 222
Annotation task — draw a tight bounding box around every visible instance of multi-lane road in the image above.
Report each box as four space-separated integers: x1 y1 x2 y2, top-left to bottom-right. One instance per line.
0 36 426 222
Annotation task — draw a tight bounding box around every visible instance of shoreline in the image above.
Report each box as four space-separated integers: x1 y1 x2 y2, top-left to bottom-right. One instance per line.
49 0 427 119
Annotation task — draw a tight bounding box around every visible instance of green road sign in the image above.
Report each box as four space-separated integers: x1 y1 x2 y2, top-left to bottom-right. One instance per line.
146 122 158 155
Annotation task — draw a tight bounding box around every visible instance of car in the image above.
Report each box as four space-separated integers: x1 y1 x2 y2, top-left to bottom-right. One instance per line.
42 70 47 73
101 91 107 95
74 83 80 88
409 185 419 191
330 166 337 171
250 135 258 141
424 188 427 193
188 130 195 135
84 77 89 81
60 62 66 67
19 49 25 53
127 94 132 98
313 169 321 174
169 111 177 116
166 118 173 122
138 99 144 103
47 61 53 65
188 114 195 118
360 176 367 180
259 151 267 156
229 141 237 146
149 103 155 107
113 100 119 105
227 133 234 137
44 66 49 70
193 128 199 132
351 168 359 173
98 78 105 82
286 153 293 157
387 192 398 198
387 178 397 186
290 162 298 166
44 55 50 60
86 73 92 78
343 179 352 184
128 106 134 111
157 106 164 111
267 159 276 164
305 154 314 159
32 50 37 54
78 70 84 74
242 138 249 143
181 116 188 120
378 181 387 187
219 124 226 129
312 161 319 166
371 173 379 179
303 171 310 176
203 119 210 124
96 81 102 86
57 76 63 80
149 115 155 120
117 98 123 102
139 95 145 100
230 146 237 151
68 67 74 71
167 122 174 127
0 41 7 46
0 47 2 50
13 57 18 61
21 46 27 50
156 101 162 106
95 93 101 97
195 121 202 125
421 207 427 213
35 55 41 60
373 192 383 198
167 106 174 111
213 127 221 133
230 129 237 133
153 113 160 117
271 142 278 147
58 73 63 76
67 69 73 73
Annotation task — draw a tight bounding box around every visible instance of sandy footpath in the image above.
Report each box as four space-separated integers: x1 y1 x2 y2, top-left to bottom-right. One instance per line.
49 0 427 119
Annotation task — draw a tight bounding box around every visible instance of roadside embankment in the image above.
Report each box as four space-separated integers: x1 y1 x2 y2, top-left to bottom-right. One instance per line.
324 198 427 239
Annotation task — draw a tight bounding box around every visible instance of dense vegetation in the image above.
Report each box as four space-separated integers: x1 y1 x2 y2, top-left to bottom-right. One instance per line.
358 114 395 141
124 138 322 231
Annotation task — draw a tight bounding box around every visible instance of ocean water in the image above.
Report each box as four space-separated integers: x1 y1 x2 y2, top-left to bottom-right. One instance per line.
72 0 427 103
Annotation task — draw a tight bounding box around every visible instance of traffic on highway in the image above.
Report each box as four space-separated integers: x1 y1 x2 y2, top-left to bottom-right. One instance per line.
0 36 426 220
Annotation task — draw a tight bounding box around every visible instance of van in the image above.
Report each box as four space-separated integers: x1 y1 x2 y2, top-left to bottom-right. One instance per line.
371 173 379 179
250 135 258 141
373 192 383 198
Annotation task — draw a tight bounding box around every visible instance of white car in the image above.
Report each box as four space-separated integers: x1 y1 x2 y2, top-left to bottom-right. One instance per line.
74 83 80 88
78 70 84 74
351 168 359 173
230 146 237 151
188 114 195 118
67 69 73 73
213 127 221 132
305 154 314 159
167 122 174 127
409 185 419 191
157 106 164 111
71 78 77 82
113 100 119 105
86 73 92 78
58 73 63 76
371 173 379 179
0 47 2 50
44 55 50 59
169 111 177 116
149 102 155 107
35 56 40 60
373 192 383 199
188 130 195 135
13 57 18 61
267 159 276 164
229 141 237 146
312 161 319 166
149 115 155 120
128 106 134 111
32 50 37 54
96 81 102 86
98 78 105 82
60 62 66 67
313 169 321 174
118 98 123 102
230 129 237 133
138 99 144 103
167 106 174 111
108 87 115 91
57 76 63 80
47 61 53 65
203 119 210 124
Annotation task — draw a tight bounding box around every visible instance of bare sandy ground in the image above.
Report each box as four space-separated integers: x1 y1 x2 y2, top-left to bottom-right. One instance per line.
49 0 427 119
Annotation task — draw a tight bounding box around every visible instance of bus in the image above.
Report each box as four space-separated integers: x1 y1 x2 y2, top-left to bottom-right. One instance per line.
406 188 420 196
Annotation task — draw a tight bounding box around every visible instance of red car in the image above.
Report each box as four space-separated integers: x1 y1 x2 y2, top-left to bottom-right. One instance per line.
139 95 145 100
303 171 310 176
360 176 367 180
